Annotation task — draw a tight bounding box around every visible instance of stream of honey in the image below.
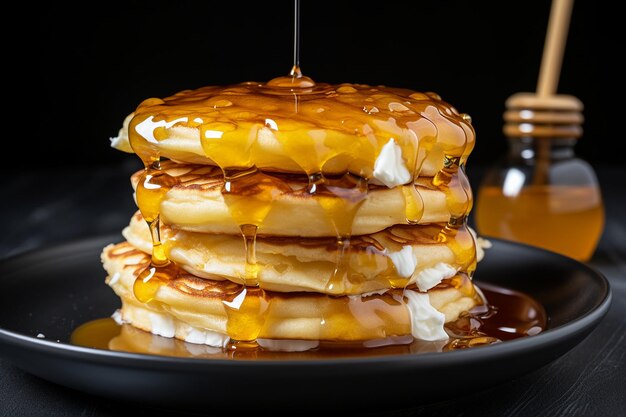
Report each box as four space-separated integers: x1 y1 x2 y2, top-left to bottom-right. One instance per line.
71 284 547 358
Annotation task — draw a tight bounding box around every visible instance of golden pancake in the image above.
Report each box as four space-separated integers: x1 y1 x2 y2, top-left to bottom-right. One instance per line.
124 212 476 295
111 81 474 180
102 242 480 344
129 161 455 237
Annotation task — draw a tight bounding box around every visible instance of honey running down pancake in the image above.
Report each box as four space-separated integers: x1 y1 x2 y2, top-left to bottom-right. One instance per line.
111 82 474 180
102 242 481 345
104 72 480 349
124 213 477 295
129 161 455 236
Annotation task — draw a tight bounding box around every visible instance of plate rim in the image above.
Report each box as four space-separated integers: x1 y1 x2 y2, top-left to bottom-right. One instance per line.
0 234 612 368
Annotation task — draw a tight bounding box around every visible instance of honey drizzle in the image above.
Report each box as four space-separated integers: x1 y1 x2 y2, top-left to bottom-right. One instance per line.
127 72 474 345
401 184 425 224
201 163 273 349
131 83 469 179
426 99 476 273
432 155 476 274
223 286 269 349
137 215 465 294
310 172 368 292
128 115 181 303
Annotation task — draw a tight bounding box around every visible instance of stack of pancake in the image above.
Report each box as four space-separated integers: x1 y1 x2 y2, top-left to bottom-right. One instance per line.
103 74 483 351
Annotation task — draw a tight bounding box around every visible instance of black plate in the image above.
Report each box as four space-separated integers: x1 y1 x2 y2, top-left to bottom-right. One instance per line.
0 235 611 412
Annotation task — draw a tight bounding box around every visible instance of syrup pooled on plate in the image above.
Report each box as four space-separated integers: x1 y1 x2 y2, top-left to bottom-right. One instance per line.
71 284 547 358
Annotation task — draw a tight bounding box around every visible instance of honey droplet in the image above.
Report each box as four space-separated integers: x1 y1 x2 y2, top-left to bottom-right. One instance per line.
224 287 269 347
133 262 179 303
240 224 260 284
432 155 460 188
211 99 233 108
401 185 424 224
337 86 358 94
136 168 179 224
437 219 477 274
266 66 316 89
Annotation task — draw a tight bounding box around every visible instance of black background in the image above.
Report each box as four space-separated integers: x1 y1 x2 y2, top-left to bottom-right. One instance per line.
8 1 619 168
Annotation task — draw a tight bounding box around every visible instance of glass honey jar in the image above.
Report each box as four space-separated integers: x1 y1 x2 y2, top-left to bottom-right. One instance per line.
475 93 604 261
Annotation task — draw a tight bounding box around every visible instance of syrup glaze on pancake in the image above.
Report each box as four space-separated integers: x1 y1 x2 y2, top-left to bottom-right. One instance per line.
127 77 475 178
122 71 476 347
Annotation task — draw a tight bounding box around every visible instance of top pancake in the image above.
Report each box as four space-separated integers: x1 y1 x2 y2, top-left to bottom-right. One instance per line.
111 79 475 181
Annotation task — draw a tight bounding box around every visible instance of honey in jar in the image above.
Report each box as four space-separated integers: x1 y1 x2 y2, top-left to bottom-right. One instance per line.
475 94 604 261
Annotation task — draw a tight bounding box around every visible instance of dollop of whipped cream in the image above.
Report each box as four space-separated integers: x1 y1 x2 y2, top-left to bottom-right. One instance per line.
135 115 188 144
360 288 389 298
107 272 121 287
415 263 457 292
109 113 134 153
385 246 457 292
387 245 417 278
148 312 176 338
111 309 126 325
184 326 230 348
403 291 448 341
373 138 411 188
147 312 230 348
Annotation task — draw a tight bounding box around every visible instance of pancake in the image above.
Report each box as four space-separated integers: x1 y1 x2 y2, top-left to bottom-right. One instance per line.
124 212 476 295
129 161 455 237
102 242 480 345
111 81 474 180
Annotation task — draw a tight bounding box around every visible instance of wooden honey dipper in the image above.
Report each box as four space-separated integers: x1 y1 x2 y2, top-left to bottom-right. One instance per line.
503 0 583 185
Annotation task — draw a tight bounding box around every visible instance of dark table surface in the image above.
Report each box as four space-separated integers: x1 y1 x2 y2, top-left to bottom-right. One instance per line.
0 162 624 417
